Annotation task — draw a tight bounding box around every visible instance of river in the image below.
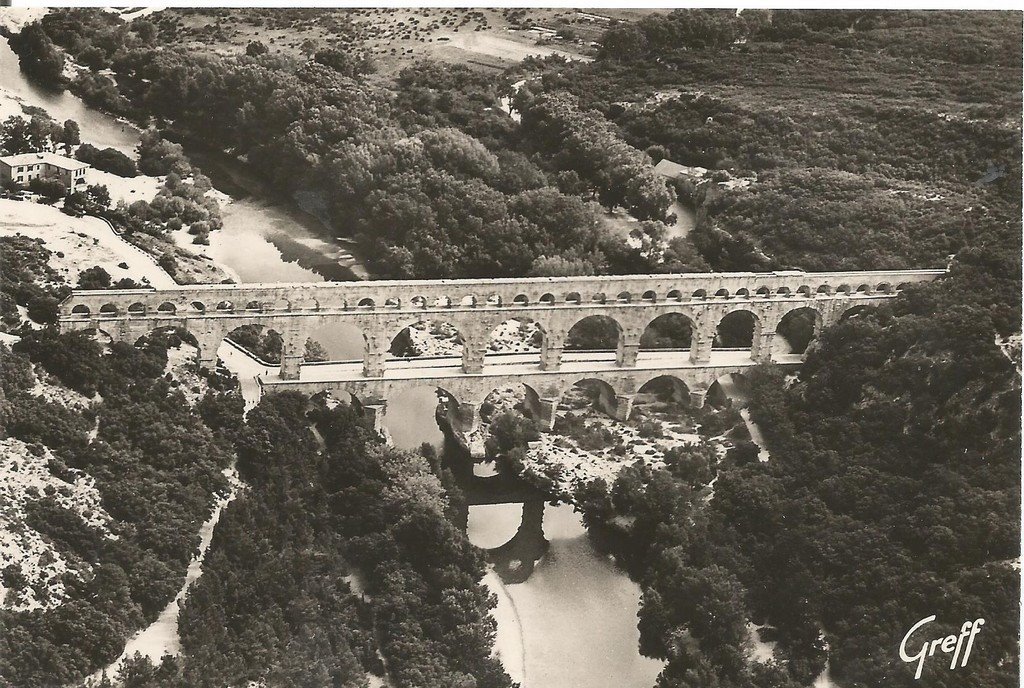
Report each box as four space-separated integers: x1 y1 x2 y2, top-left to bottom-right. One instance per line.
388 405 665 688
2 36 681 688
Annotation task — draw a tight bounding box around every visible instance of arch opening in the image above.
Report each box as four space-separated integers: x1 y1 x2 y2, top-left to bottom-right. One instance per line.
134 325 200 351
127 302 147 315
225 324 286 365
99 303 119 315
839 304 877 322
132 325 204 373
556 378 620 429
383 385 462 452
305 321 367 363
639 313 694 361
565 315 622 360
637 375 691 411
713 310 759 353
389 320 465 362
706 372 750 410
484 318 544 368
157 302 177 314
775 307 822 355
71 304 91 316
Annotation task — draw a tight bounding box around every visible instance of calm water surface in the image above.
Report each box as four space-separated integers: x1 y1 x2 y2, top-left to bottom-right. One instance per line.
0 39 140 155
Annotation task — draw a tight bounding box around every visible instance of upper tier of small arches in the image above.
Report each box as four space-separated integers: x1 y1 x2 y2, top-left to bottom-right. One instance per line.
65 280 919 318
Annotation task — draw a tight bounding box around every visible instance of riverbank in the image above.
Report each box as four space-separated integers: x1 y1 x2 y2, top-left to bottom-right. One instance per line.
168 141 371 282
0 199 179 289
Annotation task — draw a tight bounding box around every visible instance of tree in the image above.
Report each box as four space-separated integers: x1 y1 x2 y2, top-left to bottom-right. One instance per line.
29 176 67 201
59 119 80 153
11 23 66 85
85 184 111 207
245 40 268 57
77 265 112 289
484 410 539 458
76 144 138 177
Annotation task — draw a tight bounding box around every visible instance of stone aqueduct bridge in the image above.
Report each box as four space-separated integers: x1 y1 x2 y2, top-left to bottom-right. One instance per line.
59 269 943 430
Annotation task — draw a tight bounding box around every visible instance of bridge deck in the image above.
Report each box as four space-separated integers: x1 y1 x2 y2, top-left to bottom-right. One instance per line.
261 350 803 385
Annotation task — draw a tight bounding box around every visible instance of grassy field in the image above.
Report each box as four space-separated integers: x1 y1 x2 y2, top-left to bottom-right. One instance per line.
153 8 656 74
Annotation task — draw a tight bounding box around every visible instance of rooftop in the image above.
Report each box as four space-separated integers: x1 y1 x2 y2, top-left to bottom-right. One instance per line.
653 158 709 179
0 151 90 170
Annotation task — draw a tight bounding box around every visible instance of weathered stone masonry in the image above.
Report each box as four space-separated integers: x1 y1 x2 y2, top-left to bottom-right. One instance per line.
59 269 944 429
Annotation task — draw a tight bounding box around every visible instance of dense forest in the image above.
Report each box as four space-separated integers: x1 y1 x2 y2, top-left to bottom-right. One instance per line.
2 8 1021 688
0 330 236 686
99 393 510 688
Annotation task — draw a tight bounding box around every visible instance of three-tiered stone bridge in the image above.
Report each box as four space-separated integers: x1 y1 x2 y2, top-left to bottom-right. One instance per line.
58 269 943 431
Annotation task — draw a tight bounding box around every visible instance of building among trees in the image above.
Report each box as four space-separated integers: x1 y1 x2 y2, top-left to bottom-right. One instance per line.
0 151 90 188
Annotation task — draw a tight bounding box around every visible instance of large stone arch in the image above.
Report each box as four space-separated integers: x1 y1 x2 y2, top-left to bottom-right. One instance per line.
839 302 881 321
483 317 546 369
638 311 697 360
381 383 468 447
306 319 368 363
557 376 618 419
563 312 626 366
386 316 467 362
713 308 763 357
706 371 751 409
224 322 287 368
635 373 695 416
775 305 824 355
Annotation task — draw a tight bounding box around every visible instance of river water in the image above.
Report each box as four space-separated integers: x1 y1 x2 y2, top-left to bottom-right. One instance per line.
1 38 665 688
0 39 139 155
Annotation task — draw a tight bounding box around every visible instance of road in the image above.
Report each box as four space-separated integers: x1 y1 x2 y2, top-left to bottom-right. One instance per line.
287 349 803 383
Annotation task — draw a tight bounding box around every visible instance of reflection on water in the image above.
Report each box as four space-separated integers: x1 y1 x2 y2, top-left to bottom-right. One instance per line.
384 387 446 451
385 401 663 688
185 147 367 283
468 501 665 688
0 39 141 155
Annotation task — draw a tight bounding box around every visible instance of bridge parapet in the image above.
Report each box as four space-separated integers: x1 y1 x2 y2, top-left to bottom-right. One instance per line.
56 269 944 391
57 269 945 319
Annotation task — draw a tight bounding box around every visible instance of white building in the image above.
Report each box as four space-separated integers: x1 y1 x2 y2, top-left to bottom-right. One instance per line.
0 152 90 189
